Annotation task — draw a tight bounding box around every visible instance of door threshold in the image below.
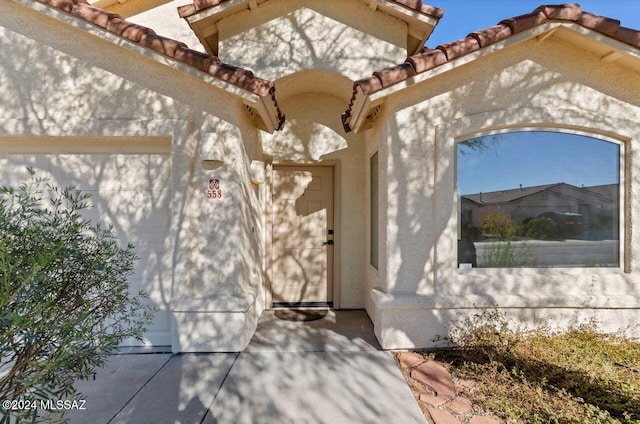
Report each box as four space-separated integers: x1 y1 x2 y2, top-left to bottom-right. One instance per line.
272 302 333 310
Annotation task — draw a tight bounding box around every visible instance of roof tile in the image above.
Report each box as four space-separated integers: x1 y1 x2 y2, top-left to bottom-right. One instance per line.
177 4 197 19
46 0 76 13
615 26 640 48
355 75 384 95
71 3 117 28
535 3 582 20
436 36 481 61
107 17 156 43
468 24 513 48
209 62 272 97
578 12 621 38
36 0 285 130
174 47 217 72
208 62 256 89
340 75 383 131
139 34 188 57
241 76 274 97
268 87 286 130
407 48 447 73
390 0 444 19
499 10 547 34
178 0 444 19
374 62 416 88
193 0 222 13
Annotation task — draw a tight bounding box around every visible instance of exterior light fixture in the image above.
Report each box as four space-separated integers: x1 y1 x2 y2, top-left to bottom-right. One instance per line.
200 132 225 165
250 160 265 184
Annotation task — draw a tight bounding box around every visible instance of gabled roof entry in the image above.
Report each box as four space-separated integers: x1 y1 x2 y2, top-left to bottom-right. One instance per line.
342 3 640 133
178 0 444 21
178 0 444 56
14 2 640 137
33 0 285 132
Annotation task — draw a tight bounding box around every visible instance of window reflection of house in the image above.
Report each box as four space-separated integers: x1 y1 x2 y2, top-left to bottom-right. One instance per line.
461 182 618 240
459 182 620 268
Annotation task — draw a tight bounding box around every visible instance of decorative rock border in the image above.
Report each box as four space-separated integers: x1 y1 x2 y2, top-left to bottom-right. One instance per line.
394 352 504 424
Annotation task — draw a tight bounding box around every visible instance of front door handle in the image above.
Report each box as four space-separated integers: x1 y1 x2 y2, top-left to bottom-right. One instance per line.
322 240 334 246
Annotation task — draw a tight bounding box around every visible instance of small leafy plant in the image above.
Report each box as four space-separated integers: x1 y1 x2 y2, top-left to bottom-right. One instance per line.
0 170 155 423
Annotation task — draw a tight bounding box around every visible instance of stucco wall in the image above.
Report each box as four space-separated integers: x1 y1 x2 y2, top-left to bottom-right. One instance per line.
217 0 407 81
0 6 266 350
188 121 264 300
372 35 640 348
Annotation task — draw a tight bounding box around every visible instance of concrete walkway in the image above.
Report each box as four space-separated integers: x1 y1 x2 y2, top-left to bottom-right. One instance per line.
65 310 426 424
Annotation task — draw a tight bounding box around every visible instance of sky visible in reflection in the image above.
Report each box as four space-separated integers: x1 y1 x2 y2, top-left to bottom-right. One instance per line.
457 131 620 195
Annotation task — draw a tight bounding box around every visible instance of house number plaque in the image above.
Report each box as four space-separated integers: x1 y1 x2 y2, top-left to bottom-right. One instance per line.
207 179 222 199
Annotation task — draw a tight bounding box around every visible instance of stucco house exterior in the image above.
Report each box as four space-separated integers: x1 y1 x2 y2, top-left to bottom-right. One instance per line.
1 0 639 352
461 182 618 230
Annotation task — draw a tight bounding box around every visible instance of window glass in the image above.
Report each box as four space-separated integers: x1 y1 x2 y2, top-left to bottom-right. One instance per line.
457 131 620 268
370 152 379 269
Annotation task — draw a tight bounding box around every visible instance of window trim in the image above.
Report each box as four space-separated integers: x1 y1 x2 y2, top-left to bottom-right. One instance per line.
370 151 379 270
454 127 627 271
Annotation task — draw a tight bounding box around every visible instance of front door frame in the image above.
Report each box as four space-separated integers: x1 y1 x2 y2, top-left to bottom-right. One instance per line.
265 161 341 309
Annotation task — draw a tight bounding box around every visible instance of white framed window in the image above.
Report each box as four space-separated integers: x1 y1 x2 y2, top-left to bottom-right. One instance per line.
369 152 380 269
370 151 379 269
457 130 622 268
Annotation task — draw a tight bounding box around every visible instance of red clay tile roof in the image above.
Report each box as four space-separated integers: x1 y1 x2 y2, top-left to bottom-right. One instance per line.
26 1 640 136
342 3 640 132
35 0 285 130
178 0 444 20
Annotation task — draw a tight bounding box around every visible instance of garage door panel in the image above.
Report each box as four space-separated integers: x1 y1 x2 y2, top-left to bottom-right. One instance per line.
81 191 170 236
125 281 171 346
129 285 171 327
54 154 170 192
0 139 172 347
129 242 172 284
0 156 53 182
0 154 169 191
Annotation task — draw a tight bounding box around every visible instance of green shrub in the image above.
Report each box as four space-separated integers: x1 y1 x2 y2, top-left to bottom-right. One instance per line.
525 217 558 239
482 213 512 239
0 170 155 423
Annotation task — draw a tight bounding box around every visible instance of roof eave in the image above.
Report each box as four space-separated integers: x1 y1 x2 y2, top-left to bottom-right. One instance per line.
18 0 284 133
343 21 640 134
372 0 443 55
180 0 444 57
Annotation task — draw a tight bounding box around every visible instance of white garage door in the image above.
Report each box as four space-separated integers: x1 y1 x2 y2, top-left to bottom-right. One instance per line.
0 137 172 347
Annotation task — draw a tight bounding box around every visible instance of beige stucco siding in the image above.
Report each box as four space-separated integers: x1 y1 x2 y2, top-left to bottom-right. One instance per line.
0 14 266 349
4 0 640 353
218 1 407 81
188 121 264 300
372 35 640 348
